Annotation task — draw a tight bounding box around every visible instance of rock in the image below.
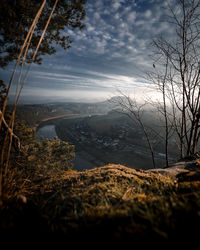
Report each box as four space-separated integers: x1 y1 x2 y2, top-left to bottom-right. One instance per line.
176 170 200 183
147 159 200 179
147 161 189 177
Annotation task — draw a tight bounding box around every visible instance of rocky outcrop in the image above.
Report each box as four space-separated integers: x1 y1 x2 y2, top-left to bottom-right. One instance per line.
147 157 200 182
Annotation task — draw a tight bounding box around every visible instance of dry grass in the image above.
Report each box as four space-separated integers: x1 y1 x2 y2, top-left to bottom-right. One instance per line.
29 164 176 237
1 163 200 243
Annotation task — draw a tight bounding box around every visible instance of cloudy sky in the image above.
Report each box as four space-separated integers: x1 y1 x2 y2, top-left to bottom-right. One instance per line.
0 0 175 103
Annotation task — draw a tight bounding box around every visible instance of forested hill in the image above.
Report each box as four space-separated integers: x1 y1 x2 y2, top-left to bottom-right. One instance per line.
13 98 117 127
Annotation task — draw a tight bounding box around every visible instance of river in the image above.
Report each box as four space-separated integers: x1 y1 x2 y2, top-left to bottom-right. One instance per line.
36 125 57 140
36 125 95 171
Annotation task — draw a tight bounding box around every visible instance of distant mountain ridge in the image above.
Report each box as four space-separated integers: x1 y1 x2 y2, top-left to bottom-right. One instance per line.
13 96 123 127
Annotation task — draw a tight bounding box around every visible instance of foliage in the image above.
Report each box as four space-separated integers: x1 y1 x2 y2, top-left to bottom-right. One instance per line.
0 112 35 159
0 115 75 203
0 0 86 67
0 0 78 205
14 119 36 145
22 137 75 180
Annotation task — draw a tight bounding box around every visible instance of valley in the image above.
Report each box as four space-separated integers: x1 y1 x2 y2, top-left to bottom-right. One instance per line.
33 100 179 170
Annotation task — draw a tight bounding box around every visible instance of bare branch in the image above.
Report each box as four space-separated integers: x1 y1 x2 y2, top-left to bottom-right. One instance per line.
0 110 21 152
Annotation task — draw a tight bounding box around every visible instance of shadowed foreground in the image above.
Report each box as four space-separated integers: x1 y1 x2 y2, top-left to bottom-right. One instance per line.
1 163 200 244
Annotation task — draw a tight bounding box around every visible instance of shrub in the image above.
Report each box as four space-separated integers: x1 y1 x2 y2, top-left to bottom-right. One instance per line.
23 137 75 180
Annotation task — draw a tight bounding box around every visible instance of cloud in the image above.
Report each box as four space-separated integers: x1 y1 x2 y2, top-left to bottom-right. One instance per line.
94 12 100 20
127 11 137 23
86 23 95 32
1 0 176 103
113 2 121 11
25 66 145 98
144 9 152 19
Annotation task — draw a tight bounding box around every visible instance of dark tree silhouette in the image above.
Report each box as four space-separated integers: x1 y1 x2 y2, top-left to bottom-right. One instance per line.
149 0 200 160
0 0 86 67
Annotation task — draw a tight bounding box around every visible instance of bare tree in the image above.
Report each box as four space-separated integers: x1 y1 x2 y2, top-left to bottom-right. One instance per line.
115 93 156 168
147 56 172 167
116 0 200 167
148 0 200 160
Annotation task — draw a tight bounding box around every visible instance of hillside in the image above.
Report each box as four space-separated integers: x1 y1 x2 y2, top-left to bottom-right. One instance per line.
55 110 178 169
14 99 115 128
1 162 200 244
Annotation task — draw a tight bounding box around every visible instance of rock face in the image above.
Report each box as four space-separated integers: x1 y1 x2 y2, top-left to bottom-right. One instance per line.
147 158 200 181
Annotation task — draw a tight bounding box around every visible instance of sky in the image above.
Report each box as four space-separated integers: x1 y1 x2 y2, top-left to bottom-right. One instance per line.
0 0 175 103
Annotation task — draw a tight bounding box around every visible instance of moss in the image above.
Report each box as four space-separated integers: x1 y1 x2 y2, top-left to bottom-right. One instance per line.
2 163 200 242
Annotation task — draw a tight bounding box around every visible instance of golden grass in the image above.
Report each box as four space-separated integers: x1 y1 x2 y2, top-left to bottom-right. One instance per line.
1 163 200 242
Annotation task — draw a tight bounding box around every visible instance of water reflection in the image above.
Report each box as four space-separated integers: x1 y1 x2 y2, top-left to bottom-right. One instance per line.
36 125 57 140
